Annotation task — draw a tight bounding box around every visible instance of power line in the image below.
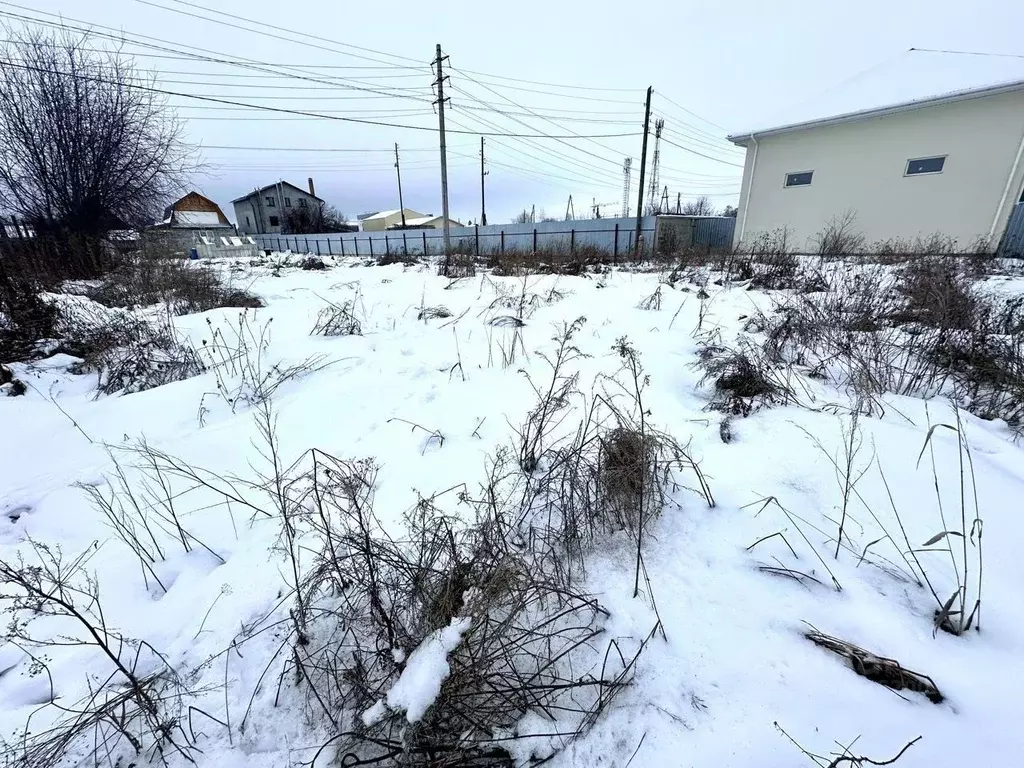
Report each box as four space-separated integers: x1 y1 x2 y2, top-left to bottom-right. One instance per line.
136 0 647 96
199 145 459 153
0 59 639 139
653 89 727 131
444 111 625 188
658 136 744 168
449 81 625 167
140 0 423 65
0 5 427 100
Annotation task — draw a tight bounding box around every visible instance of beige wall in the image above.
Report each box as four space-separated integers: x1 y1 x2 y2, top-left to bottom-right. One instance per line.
362 209 425 231
734 89 1024 252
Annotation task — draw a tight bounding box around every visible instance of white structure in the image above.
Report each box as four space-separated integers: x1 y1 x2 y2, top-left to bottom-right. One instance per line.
388 214 464 230
729 50 1024 253
233 180 323 235
359 208 426 231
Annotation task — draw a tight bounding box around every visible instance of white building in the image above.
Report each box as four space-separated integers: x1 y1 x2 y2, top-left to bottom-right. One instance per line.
358 208 426 231
387 214 464 230
729 50 1024 253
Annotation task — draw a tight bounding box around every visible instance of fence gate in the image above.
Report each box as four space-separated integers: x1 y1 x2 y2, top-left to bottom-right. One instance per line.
999 201 1024 258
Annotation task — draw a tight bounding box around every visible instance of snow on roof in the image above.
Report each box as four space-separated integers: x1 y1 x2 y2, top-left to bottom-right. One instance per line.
173 211 230 227
729 49 1024 140
403 215 439 226
362 209 402 221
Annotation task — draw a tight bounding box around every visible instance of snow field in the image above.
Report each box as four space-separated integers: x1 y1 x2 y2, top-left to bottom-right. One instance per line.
1 256 1023 767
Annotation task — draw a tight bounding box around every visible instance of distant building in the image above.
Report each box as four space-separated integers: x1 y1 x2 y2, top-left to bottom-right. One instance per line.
359 208 427 231
387 214 464 230
729 49 1024 253
153 191 233 232
144 191 232 255
233 179 324 235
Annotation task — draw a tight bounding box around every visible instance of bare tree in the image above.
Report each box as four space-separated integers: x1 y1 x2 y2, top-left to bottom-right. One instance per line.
0 25 193 238
721 204 738 218
283 203 352 234
680 195 714 216
511 208 533 224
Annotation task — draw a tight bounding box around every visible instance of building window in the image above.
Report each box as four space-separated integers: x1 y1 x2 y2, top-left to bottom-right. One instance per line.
784 171 813 187
284 197 292 207
266 196 276 207
905 156 946 176
298 198 308 209
245 216 251 227
269 215 279 226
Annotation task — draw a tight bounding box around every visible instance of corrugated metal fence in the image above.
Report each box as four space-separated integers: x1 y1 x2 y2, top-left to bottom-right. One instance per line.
998 203 1024 258
252 215 735 258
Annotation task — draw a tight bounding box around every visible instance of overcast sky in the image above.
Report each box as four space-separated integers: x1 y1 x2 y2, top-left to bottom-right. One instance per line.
17 0 1024 224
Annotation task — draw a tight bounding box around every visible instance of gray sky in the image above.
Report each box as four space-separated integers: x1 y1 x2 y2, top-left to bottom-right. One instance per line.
18 0 1024 224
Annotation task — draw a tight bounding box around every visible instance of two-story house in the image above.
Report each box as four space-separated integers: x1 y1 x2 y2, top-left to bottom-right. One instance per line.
233 179 324 235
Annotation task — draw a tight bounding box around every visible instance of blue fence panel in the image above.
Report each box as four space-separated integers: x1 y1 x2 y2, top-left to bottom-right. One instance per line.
693 216 736 249
251 215 736 258
998 203 1024 258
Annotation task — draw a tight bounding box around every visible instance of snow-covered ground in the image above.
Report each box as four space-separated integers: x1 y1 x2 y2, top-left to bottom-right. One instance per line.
2 255 1023 767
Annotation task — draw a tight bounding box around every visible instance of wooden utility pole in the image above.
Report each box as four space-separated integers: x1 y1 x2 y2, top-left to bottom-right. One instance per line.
434 44 451 256
634 86 653 257
394 143 407 227
480 137 488 226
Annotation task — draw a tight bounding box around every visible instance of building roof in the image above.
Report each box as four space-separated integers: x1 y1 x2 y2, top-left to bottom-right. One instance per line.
361 209 402 221
400 214 463 227
172 211 232 228
728 49 1024 142
231 181 324 204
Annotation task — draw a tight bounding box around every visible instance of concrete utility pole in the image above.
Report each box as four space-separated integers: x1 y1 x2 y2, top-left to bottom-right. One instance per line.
634 86 653 257
394 143 407 227
480 136 488 226
434 44 451 256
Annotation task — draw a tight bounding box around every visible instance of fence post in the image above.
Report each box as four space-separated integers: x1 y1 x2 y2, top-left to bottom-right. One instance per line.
403 231 408 256
570 227 575 254
385 234 391 257
327 238 332 255
533 228 537 252
305 236 310 253
354 238 359 257
340 238 345 256
500 230 505 254
613 223 619 262
475 224 479 258
315 239 321 256
423 231 427 255
369 237 374 258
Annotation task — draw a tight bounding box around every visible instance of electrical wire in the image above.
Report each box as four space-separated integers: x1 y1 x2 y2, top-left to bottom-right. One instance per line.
0 59 639 139
659 136 744 168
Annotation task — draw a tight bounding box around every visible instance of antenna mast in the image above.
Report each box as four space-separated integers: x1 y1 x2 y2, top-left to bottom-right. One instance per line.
646 118 665 214
621 157 632 218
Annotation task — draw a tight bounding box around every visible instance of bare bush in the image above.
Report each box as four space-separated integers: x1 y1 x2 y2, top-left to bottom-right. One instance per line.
636 286 664 310
883 414 983 636
895 257 976 330
51 300 205 395
776 722 921 768
813 211 866 258
0 26 192 240
0 540 197 767
697 340 797 415
0 269 58 361
516 317 587 473
312 299 362 336
88 250 263 315
197 314 329 413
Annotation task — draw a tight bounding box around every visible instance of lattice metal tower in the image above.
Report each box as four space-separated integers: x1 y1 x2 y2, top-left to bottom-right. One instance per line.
646 119 665 214
659 186 670 214
621 157 632 218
